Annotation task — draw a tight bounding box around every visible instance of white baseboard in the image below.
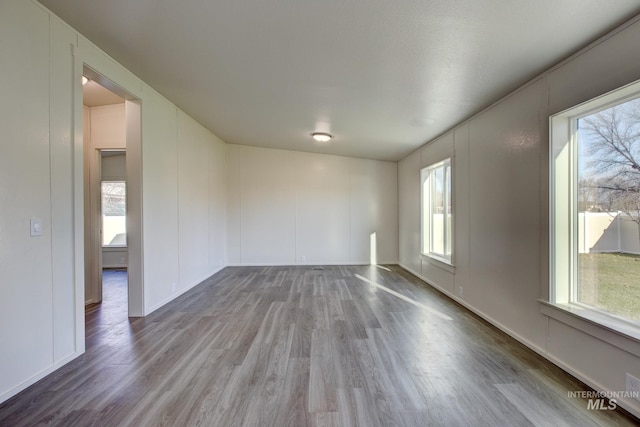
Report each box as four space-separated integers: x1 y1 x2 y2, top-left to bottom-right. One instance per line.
399 263 546 356
145 265 226 315
398 263 640 419
0 351 82 405
543 352 640 419
226 261 399 267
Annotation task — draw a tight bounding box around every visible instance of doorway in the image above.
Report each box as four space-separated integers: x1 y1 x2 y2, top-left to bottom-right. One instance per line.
82 65 143 320
100 150 128 317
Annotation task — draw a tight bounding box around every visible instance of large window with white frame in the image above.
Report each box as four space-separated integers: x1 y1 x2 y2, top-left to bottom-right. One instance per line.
421 158 453 264
551 81 640 330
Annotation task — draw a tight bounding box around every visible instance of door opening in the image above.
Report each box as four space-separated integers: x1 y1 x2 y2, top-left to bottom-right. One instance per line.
100 150 128 316
82 65 143 323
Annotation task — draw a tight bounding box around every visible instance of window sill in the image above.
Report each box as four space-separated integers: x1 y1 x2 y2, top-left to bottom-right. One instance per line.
539 300 640 357
102 246 127 251
420 253 455 273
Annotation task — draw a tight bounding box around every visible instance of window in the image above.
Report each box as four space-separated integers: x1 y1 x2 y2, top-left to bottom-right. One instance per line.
421 158 452 264
101 181 126 247
551 82 640 330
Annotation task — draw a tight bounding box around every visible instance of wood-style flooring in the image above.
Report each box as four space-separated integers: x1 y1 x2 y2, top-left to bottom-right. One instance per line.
0 265 638 426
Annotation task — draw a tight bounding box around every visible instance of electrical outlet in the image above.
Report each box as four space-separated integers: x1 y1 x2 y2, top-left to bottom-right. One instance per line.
458 285 464 298
626 373 640 401
300 255 306 263
171 282 176 293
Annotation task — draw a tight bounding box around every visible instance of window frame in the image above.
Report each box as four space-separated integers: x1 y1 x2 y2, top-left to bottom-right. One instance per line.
420 158 453 266
549 80 640 344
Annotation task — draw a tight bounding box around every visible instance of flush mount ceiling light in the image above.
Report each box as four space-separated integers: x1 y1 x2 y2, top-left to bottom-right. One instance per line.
82 76 89 85
311 132 332 142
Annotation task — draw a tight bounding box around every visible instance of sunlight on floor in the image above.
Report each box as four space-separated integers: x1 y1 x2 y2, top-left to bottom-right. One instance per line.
354 273 452 321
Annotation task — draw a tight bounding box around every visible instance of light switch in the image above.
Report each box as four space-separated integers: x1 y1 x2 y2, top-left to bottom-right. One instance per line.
30 218 42 237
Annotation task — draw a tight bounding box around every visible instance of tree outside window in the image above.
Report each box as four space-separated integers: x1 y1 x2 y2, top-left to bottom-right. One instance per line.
576 97 640 322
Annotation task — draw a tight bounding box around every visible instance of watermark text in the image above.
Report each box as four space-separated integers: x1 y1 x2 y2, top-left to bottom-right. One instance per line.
567 390 639 411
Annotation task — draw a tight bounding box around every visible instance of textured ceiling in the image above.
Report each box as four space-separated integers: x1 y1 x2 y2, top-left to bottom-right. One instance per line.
40 0 640 161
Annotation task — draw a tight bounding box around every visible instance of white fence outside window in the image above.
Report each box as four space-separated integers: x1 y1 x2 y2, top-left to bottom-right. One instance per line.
578 212 640 254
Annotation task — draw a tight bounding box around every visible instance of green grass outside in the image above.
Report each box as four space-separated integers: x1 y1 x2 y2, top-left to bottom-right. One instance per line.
578 253 640 323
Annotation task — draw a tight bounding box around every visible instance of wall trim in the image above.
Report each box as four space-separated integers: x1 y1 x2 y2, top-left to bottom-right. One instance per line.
544 349 640 419
0 351 82 405
399 264 546 353
228 261 399 267
540 301 640 357
145 266 226 315
398 263 640 419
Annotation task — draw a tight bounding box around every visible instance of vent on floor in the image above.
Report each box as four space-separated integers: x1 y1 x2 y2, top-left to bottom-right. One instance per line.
311 266 324 270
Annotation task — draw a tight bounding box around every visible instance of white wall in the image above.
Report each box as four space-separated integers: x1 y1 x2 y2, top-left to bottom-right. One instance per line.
177 111 227 297
398 16 640 417
228 145 398 265
0 0 59 404
139 92 229 313
0 0 228 404
90 105 126 147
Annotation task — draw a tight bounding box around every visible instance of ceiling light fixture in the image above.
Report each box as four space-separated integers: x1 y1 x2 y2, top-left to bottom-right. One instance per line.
82 76 89 85
311 132 332 142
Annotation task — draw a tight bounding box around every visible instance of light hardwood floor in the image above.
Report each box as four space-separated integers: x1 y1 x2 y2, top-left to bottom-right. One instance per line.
0 265 638 426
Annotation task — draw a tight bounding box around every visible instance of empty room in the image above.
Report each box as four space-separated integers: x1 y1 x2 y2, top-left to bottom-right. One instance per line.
2 0 640 425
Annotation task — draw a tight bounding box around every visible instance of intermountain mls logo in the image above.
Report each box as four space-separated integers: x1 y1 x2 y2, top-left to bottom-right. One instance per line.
567 391 640 410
